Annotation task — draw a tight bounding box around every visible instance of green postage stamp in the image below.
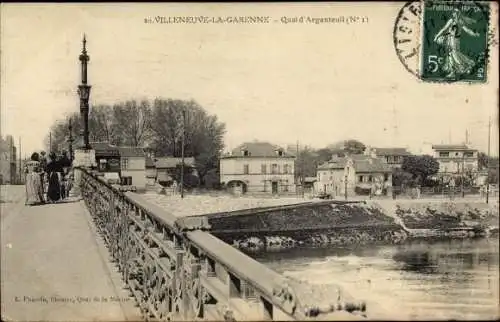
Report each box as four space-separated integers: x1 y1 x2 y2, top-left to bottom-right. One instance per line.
420 1 490 82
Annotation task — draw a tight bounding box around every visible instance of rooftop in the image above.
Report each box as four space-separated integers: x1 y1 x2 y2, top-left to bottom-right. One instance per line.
372 147 411 156
432 144 477 151
118 146 145 158
318 155 391 173
90 142 120 157
225 141 294 158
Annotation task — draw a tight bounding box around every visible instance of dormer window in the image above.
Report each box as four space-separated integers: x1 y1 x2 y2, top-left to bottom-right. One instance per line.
242 150 249 156
276 150 284 157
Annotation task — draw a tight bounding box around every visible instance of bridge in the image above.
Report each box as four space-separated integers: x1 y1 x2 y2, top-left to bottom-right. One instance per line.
1 167 368 321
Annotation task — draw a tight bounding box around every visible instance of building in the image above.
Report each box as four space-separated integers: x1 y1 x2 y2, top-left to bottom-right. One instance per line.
119 147 147 189
155 157 197 187
366 147 411 169
316 154 392 197
92 142 121 173
145 156 156 186
220 141 296 195
0 135 17 184
431 144 479 174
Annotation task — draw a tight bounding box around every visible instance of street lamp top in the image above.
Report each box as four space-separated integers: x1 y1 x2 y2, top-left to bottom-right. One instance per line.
79 34 89 62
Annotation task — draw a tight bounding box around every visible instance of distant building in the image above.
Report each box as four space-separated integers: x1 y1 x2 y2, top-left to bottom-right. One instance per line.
0 135 17 184
145 156 156 186
316 154 392 197
92 142 121 174
431 144 479 174
220 141 296 195
155 157 197 187
119 147 146 188
366 147 411 169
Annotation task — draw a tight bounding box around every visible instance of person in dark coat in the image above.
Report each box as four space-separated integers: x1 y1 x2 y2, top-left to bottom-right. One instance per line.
59 151 72 199
46 152 62 203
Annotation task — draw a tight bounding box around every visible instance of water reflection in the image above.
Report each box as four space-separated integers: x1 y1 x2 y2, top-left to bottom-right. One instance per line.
258 239 499 320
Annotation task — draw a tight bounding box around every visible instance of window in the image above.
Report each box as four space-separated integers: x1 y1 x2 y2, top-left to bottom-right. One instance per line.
368 175 373 182
276 150 283 156
242 150 250 156
284 164 289 174
439 152 449 157
464 152 474 157
358 175 363 183
271 164 278 174
121 176 133 185
243 164 249 174
283 180 288 192
121 158 129 170
261 164 267 174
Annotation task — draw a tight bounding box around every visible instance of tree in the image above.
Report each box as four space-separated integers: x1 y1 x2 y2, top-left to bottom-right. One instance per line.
150 98 226 185
402 155 440 183
293 145 319 180
478 152 488 170
112 100 152 146
392 168 413 187
89 105 116 144
344 139 366 155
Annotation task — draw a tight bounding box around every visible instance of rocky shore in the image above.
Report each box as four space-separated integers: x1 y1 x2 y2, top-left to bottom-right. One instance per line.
207 199 499 253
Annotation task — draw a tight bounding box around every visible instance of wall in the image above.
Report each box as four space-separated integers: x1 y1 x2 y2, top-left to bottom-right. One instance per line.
315 168 356 197
434 150 479 173
220 157 296 194
121 157 146 188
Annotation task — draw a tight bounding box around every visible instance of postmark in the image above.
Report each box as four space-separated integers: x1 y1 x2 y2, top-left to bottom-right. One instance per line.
394 1 423 79
420 1 490 82
394 0 491 83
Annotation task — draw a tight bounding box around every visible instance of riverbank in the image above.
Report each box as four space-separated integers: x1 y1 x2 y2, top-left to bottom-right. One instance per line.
139 193 499 252
208 199 498 253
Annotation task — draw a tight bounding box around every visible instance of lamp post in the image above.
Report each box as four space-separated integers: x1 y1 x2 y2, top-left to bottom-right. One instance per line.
78 34 91 150
68 119 74 163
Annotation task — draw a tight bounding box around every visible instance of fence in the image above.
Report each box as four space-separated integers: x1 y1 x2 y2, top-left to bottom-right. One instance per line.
78 167 355 321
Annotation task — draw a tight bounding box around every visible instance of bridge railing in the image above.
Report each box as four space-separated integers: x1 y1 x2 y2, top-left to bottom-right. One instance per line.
77 167 365 321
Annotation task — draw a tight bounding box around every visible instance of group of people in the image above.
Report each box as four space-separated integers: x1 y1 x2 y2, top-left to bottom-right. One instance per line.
25 150 73 206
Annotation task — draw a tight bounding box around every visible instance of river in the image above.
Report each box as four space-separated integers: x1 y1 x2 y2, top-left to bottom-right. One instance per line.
256 238 499 320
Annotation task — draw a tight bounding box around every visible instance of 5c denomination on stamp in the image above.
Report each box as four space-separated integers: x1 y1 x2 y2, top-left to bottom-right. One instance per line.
420 1 490 83
394 0 491 83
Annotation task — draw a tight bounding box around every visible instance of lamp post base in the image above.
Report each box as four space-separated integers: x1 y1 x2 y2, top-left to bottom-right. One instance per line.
68 148 96 198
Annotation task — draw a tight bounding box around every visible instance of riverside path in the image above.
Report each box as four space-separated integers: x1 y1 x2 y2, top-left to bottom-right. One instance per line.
1 185 141 322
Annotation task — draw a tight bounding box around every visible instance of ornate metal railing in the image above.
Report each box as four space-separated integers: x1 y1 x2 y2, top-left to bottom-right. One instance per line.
77 167 366 321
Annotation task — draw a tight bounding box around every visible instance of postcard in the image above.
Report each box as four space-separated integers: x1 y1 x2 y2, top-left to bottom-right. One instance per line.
1 2 498 321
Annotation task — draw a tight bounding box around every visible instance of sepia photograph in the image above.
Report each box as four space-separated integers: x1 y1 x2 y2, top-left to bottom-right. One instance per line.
1 2 499 321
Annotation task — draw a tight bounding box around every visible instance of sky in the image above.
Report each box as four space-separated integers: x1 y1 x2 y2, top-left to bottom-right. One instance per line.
1 3 499 158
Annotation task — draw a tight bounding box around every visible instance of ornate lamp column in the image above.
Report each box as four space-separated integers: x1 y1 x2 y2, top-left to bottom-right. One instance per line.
78 34 91 150
69 34 95 200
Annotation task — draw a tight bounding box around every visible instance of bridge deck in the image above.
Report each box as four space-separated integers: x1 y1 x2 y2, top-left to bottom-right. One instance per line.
1 185 141 322
141 192 319 217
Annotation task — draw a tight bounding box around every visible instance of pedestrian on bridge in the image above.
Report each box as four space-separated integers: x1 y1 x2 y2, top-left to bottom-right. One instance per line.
59 151 71 199
46 152 62 203
24 152 45 206
39 151 48 196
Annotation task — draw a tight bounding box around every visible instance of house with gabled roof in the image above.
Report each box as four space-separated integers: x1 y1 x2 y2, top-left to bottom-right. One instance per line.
431 144 479 174
220 141 296 195
366 146 412 169
316 154 392 197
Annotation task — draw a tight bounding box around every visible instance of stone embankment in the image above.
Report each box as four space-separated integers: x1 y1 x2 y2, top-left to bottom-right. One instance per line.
202 199 499 253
